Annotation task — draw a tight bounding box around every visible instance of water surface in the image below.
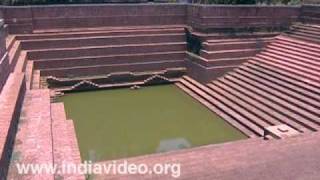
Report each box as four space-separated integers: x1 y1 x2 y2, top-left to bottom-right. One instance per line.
60 85 246 162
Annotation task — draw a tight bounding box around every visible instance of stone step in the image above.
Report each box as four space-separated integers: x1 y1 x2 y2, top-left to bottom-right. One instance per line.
203 40 270 51
276 35 320 49
32 70 41 89
27 42 186 60
224 74 320 131
0 72 26 178
285 33 320 44
193 31 279 41
255 54 320 80
288 31 320 41
9 89 54 179
200 48 260 60
206 57 249 67
301 24 320 30
260 51 320 72
25 61 34 90
275 37 320 54
206 37 274 44
290 27 320 36
175 82 256 138
181 76 264 136
230 71 320 124
248 60 320 92
8 41 21 72
244 62 320 101
21 33 185 50
40 60 185 78
268 42 320 59
264 48 320 67
291 24 320 32
33 25 185 34
51 103 84 179
13 51 27 73
34 51 186 69
65 120 84 179
216 77 313 133
237 67 320 114
17 27 185 40
207 82 279 126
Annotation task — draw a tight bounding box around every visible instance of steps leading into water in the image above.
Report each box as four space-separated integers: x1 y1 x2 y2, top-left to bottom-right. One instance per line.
14 26 188 79
51 103 84 180
179 27 320 136
177 76 264 137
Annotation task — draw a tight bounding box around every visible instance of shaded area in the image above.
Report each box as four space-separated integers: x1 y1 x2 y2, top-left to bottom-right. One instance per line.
59 85 246 161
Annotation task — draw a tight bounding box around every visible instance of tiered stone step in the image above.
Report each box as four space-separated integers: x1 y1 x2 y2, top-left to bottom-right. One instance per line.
34 51 186 69
286 24 320 44
21 33 185 50
8 89 53 179
200 48 261 60
192 31 279 41
177 75 263 137
222 73 319 131
0 72 25 178
203 37 273 51
186 31 277 82
51 103 84 180
27 42 186 60
16 26 185 40
40 60 185 78
199 34 320 134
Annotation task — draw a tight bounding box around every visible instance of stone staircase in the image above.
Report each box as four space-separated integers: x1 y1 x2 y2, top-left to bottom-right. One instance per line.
51 103 84 180
286 23 320 44
15 26 187 78
177 32 320 137
186 31 279 82
7 90 85 180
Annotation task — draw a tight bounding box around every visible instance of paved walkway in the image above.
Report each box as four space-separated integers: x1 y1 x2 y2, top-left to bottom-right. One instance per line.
95 132 320 180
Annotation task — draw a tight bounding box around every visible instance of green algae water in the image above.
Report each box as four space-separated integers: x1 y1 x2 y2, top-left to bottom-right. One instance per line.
60 85 246 162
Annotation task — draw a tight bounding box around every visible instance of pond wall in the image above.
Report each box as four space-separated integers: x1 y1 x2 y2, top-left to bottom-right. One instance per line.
0 4 306 34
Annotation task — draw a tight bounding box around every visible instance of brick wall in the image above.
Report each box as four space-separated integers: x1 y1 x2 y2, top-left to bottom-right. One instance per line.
0 4 306 34
301 4 320 23
187 5 300 32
